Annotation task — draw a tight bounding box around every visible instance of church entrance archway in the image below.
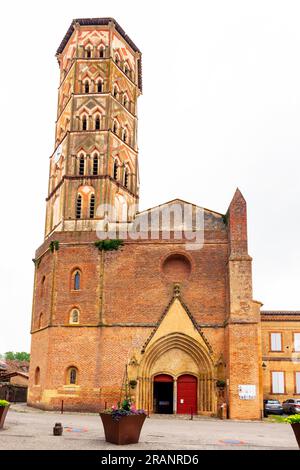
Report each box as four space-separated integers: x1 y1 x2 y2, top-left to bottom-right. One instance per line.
153 374 173 414
138 333 217 415
177 374 197 414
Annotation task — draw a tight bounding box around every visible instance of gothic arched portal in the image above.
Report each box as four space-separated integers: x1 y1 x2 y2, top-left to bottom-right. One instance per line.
137 332 216 415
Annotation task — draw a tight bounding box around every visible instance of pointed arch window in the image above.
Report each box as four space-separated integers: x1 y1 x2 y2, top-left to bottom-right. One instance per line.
82 115 87 131
122 128 128 143
93 154 99 175
79 155 85 175
89 194 95 219
113 160 118 180
113 85 118 98
86 47 92 58
115 54 120 65
123 94 128 108
76 195 82 219
99 46 105 58
70 308 79 324
97 80 103 93
73 270 81 290
124 63 130 76
124 168 129 188
113 120 118 134
41 275 46 297
84 80 89 93
95 115 101 130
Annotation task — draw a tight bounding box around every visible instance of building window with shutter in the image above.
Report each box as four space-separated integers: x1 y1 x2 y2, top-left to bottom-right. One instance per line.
75 195 82 219
294 333 300 352
270 333 282 351
93 154 99 175
271 371 285 394
89 194 95 219
79 155 85 175
113 160 118 180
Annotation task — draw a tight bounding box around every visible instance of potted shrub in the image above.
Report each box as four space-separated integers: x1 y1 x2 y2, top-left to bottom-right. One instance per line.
285 414 300 448
100 398 146 445
0 400 10 429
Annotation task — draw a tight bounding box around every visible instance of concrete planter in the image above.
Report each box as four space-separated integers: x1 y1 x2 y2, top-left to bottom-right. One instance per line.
0 405 10 429
291 423 300 448
100 413 146 445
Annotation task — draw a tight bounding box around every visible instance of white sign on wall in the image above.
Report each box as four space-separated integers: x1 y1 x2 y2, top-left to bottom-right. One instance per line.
238 385 256 400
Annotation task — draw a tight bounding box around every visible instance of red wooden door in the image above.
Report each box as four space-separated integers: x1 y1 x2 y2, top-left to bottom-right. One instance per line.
177 374 197 414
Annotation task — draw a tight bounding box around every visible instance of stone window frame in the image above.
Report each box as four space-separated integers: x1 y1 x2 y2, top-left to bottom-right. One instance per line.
269 332 283 352
69 307 80 325
270 370 286 394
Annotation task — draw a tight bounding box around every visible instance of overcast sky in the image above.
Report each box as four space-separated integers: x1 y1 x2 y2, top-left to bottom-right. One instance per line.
0 0 299 353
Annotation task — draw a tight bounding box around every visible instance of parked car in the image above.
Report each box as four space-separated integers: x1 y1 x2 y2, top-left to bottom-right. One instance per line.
282 399 300 415
263 399 284 417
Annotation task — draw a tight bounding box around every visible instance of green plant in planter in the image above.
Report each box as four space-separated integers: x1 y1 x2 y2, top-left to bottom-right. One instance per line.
0 400 10 407
95 239 124 251
285 414 300 424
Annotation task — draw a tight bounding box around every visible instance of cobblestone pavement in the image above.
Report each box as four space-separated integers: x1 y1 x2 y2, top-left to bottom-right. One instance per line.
0 404 298 450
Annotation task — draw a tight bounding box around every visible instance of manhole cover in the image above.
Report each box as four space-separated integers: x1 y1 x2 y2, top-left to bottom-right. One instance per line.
219 439 246 445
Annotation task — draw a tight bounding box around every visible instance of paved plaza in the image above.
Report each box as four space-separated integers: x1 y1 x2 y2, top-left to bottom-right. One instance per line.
0 404 298 450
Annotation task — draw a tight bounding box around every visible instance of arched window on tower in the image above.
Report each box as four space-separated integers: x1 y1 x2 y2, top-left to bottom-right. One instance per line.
113 120 118 134
82 115 87 131
34 367 40 385
97 80 103 93
124 167 129 188
113 160 118 180
99 46 105 58
95 115 101 130
84 80 89 93
67 367 78 385
115 53 120 66
93 154 99 175
76 195 82 219
73 270 81 290
85 47 92 58
41 276 46 297
122 128 128 143
89 194 95 219
79 155 85 175
69 308 79 324
123 94 128 108
124 63 130 76
113 85 118 98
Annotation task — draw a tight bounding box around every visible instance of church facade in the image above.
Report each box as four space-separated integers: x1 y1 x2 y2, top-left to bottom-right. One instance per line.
28 18 300 420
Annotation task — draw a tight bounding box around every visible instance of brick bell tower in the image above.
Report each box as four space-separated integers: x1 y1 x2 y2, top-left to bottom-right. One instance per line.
45 18 142 236
28 19 142 411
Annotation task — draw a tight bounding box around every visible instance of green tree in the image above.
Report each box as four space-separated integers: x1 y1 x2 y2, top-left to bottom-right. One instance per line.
4 352 30 361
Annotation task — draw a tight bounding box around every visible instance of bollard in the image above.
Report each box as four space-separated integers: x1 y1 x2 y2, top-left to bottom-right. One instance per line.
61 400 64 414
190 406 193 420
53 422 63 436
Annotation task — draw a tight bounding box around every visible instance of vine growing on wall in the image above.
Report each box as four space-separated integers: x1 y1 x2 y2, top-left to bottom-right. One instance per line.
49 240 59 252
